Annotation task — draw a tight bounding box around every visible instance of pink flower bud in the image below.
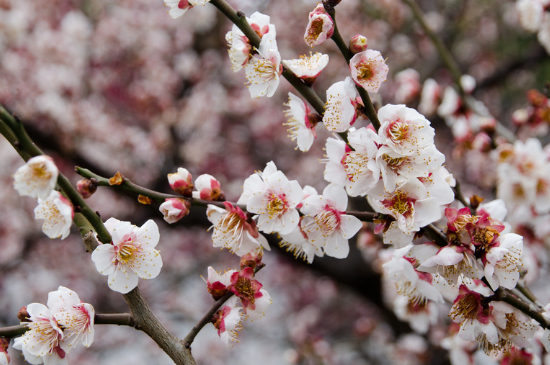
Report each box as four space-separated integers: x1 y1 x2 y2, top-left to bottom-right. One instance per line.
168 168 193 196
472 132 492 152
17 306 30 322
192 174 225 201
159 198 191 224
512 108 529 126
240 249 264 270
304 4 334 47
349 34 368 54
76 178 98 199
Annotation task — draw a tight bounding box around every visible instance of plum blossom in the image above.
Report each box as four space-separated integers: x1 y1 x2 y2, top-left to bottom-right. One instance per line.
394 68 421 104
279 217 324 263
0 353 7 365
34 191 74 240
206 202 270 256
244 33 282 98
226 12 275 72
393 295 438 334
516 0 547 33
159 198 190 224
91 218 162 294
482 233 524 290
349 34 368 54
211 296 244 346
304 4 334 47
323 77 362 132
163 0 210 19
418 78 441 116
13 155 58 199
245 167 303 235
230 268 271 321
206 266 237 300
349 49 389 93
283 53 329 83
192 174 225 201
283 92 318 152
168 167 193 196
300 184 363 259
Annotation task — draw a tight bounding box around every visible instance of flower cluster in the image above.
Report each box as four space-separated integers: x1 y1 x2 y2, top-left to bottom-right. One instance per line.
13 287 94 365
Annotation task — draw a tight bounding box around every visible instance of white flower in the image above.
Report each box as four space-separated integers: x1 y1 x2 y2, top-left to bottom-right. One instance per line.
245 33 282 98
47 287 94 350
13 303 65 365
34 191 74 240
245 288 272 321
237 161 278 205
0 353 7 365
212 296 243 346
517 0 546 33
393 295 438 334
483 233 523 290
159 198 190 224
91 218 162 294
323 77 360 132
418 78 441 116
13 155 58 199
207 202 270 256
349 49 389 93
283 92 317 152
279 217 324 263
163 0 210 19
192 174 224 201
300 184 363 258
394 68 421 104
378 104 436 156
304 4 334 47
283 53 329 80
246 168 303 235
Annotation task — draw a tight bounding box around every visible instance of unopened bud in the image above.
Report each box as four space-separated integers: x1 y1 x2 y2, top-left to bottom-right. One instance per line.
77 178 98 199
159 198 191 224
472 132 492 152
168 168 194 196
17 306 30 322
512 108 529 126
479 117 496 132
108 171 125 186
240 249 264 270
192 174 225 201
349 34 368 54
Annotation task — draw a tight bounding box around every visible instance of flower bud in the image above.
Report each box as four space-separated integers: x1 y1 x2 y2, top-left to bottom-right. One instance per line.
349 34 368 54
168 168 194 196
472 132 492 152
512 108 529 126
304 4 334 47
240 249 264 270
192 174 225 201
159 198 191 224
17 306 30 322
76 178 98 199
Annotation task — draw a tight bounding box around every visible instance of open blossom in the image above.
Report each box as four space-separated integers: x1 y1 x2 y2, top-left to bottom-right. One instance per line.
13 303 65 365
300 184 363 259
159 198 191 224
349 49 389 93
230 268 272 321
34 191 74 240
323 77 362 132
280 216 324 263
304 4 334 47
323 128 380 196
226 12 275 72
91 218 162 294
168 167 193 196
13 155 58 199
246 167 303 235
283 53 329 83
47 287 94 350
212 296 244 346
245 32 282 98
192 174 225 201
207 202 270 256
283 92 318 152
206 266 237 300
482 233 523 290
237 161 278 205
163 0 210 19
394 68 421 104
393 295 438 334
418 78 441 116
516 0 547 33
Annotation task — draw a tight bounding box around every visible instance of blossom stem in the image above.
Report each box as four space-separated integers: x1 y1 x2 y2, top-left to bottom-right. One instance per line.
452 180 472 212
496 288 549 328
325 7 381 130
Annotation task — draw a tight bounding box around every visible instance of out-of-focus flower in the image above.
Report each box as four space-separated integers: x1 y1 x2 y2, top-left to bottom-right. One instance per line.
516 0 547 33
283 92 318 152
349 34 368 54
207 202 270 256
349 49 389 93
283 53 329 84
394 68 421 104
393 295 438 334
300 184 363 258
0 338 9 365
304 4 334 47
206 266 237 300
245 33 282 98
168 167 193 196
211 296 243 346
323 77 362 132
192 174 225 201
418 78 441 116
13 155 58 199
34 191 74 240
159 198 191 224
163 0 210 19
91 218 162 294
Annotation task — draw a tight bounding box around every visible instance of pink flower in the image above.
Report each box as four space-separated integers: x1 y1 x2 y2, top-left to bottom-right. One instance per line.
13 155 58 199
206 266 237 300
163 0 210 19
159 198 191 224
168 167 193 196
192 174 225 201
91 218 162 294
349 49 389 93
211 297 243 346
304 4 334 47
34 191 74 240
394 68 421 104
283 92 318 152
230 268 271 321
349 34 368 54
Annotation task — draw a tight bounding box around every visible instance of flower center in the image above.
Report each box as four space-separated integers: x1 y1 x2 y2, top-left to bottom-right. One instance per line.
357 61 374 81
382 154 406 172
306 18 324 43
450 293 482 321
32 162 52 180
234 277 255 305
118 244 137 263
266 194 288 218
343 152 370 182
382 190 414 217
315 206 340 236
388 121 409 141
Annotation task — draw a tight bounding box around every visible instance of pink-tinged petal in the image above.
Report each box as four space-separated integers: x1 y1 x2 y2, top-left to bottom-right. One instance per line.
206 204 226 225
323 184 348 211
108 269 139 294
91 245 116 275
324 232 349 258
135 220 160 248
325 137 346 161
338 215 362 239
47 286 81 310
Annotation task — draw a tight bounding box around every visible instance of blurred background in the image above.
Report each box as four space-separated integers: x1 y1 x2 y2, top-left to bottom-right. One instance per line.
0 0 549 364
